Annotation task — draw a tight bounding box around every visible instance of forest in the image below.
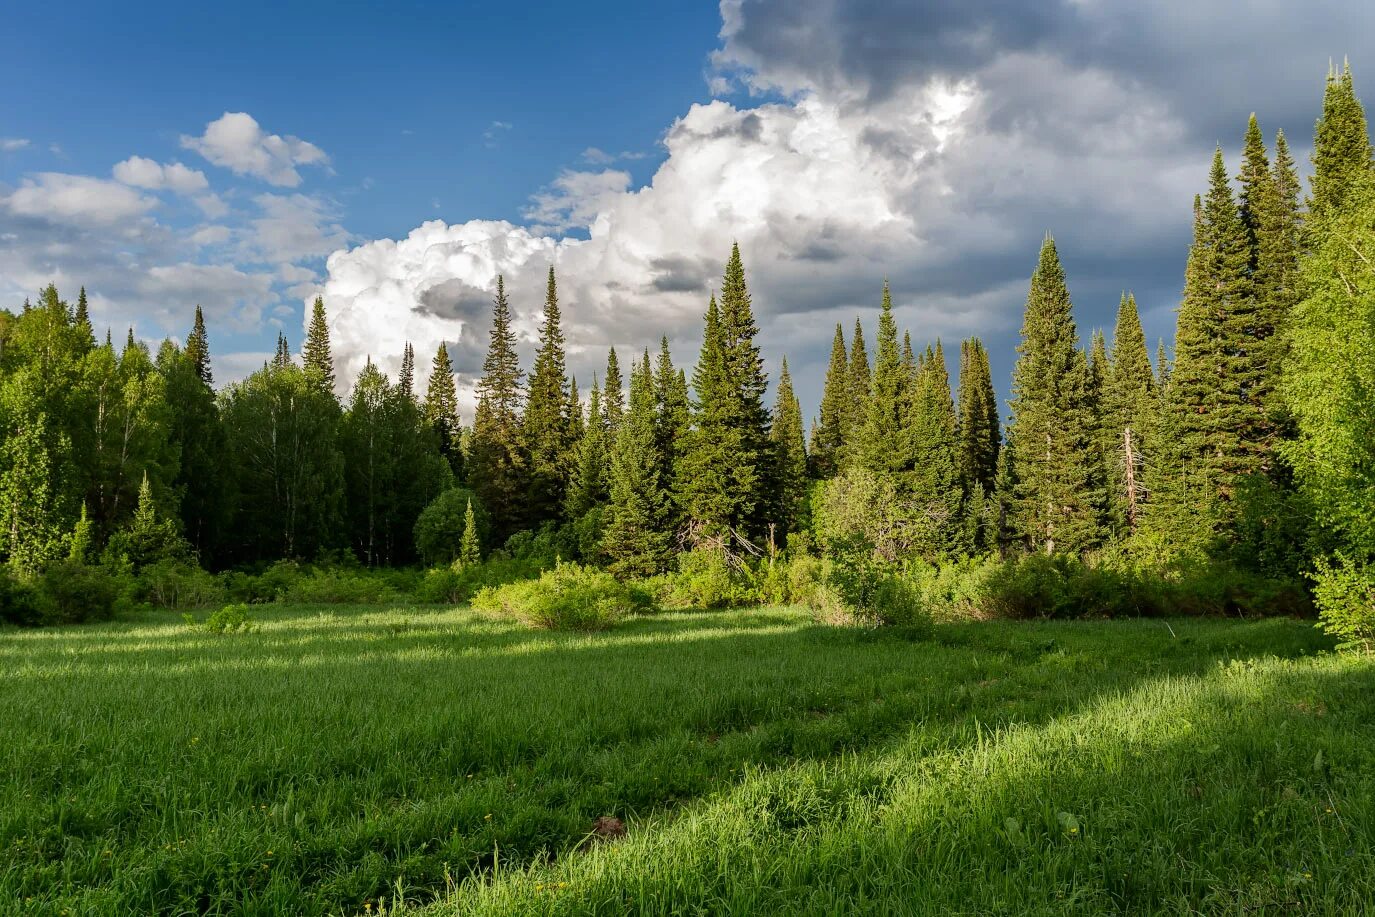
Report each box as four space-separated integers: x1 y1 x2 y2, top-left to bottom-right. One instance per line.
3 66 1374 647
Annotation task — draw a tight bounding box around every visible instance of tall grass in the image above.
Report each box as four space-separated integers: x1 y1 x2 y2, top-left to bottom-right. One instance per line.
0 605 1365 915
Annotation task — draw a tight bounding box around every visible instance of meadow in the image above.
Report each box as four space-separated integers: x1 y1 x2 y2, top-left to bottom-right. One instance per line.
2 605 1372 915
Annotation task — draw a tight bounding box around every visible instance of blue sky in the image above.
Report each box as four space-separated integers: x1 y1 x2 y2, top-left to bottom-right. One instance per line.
2 1 1372 416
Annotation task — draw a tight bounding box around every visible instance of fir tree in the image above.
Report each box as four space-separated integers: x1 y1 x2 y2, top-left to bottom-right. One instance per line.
467 276 528 540
523 266 573 524
809 323 848 478
717 243 773 536
1102 293 1154 535
602 353 673 576
1309 61 1372 224
273 332 290 368
602 347 624 436
565 378 607 519
459 498 482 566
857 282 909 477
844 317 871 466
769 357 808 536
424 342 463 477
398 342 415 401
1007 236 1103 554
185 305 212 385
73 287 94 350
653 337 690 513
303 296 334 393
907 341 964 556
956 337 1000 494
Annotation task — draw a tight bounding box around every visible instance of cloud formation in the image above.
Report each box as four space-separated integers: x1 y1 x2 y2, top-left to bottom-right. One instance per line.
181 112 329 187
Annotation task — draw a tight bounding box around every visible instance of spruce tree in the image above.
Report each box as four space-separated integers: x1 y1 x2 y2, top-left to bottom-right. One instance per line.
956 337 1000 494
424 342 463 477
1007 236 1103 554
273 332 290 368
1102 293 1154 535
73 287 94 351
602 353 673 576
523 266 572 524
467 276 527 540
718 243 773 536
653 337 690 516
459 498 482 566
908 341 964 556
769 357 808 537
857 281 909 476
565 378 607 519
1309 61 1372 224
185 305 212 385
602 347 624 436
303 296 334 393
398 342 415 401
809 323 848 478
844 317 871 466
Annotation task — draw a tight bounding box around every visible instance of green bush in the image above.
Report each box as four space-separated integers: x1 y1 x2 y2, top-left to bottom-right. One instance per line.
279 568 401 605
413 488 488 566
35 561 119 625
0 568 41 626
1310 555 1374 651
201 603 257 634
826 556 933 634
139 560 227 610
666 547 759 609
415 566 466 604
472 562 642 630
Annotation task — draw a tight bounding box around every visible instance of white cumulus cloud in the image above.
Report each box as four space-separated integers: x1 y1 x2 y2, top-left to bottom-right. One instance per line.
181 112 329 187
3 173 158 227
113 156 210 194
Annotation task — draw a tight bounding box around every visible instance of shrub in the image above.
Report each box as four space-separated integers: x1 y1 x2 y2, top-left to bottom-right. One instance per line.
0 568 41 626
202 603 257 634
472 562 641 630
667 547 759 609
35 561 119 625
280 568 401 605
413 488 489 566
140 560 227 610
826 556 933 635
1311 555 1375 651
415 566 466 604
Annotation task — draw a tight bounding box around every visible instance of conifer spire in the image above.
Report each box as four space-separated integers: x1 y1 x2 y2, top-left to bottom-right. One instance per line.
303 296 334 391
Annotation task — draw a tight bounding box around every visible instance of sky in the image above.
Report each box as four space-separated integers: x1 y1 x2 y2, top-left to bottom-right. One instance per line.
3 0 1373 419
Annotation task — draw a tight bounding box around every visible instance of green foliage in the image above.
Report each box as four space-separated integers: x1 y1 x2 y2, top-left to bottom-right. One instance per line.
1310 555 1375 651
523 267 573 525
769 358 808 536
467 276 528 542
473 561 642 630
809 324 848 478
139 559 227 610
35 560 119 624
412 487 489 567
825 555 933 634
602 353 674 576
202 602 256 634
424 342 464 478
303 296 335 393
0 566 40 625
956 337 999 494
1309 61 1373 225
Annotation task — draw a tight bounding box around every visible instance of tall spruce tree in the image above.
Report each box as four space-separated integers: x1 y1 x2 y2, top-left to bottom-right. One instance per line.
303 296 335 394
769 357 808 537
398 342 416 401
1309 61 1372 225
73 287 94 349
718 243 773 536
653 337 690 523
1007 236 1103 554
467 276 527 540
424 342 463 478
185 305 212 385
602 347 624 436
857 282 909 477
1102 293 1154 535
809 323 848 478
956 337 1000 494
844 317 871 466
565 378 607 519
601 353 673 576
907 342 965 556
523 266 572 524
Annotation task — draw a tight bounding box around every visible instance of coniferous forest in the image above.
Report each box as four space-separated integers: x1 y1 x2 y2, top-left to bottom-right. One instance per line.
4 63 1375 917
4 66 1375 647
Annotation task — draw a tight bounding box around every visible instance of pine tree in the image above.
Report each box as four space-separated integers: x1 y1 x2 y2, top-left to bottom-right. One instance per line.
398 342 416 401
1007 236 1103 554
602 353 673 576
73 287 94 350
424 342 463 477
467 276 527 540
956 337 1000 494
1150 148 1264 547
459 498 482 566
273 331 290 368
185 305 212 385
844 317 871 466
565 378 607 519
857 282 909 476
769 357 808 536
1102 293 1153 535
653 337 690 514
809 323 848 478
907 341 964 556
717 243 773 536
303 296 335 393
602 347 624 436
523 266 573 524
1309 61 1372 224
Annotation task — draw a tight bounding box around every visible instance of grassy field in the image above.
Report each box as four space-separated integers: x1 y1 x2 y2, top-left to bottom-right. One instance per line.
1 605 1372 915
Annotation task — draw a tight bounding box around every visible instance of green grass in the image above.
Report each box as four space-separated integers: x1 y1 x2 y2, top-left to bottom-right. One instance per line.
1 605 1371 915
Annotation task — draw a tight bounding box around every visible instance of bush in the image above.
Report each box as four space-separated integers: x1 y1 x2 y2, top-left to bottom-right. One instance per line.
140 560 227 610
280 568 401 605
413 488 488 566
201 603 257 634
414 566 466 604
0 568 41 626
472 562 642 630
35 561 119 625
1311 555 1375 651
826 556 933 635
222 560 304 604
666 547 759 609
